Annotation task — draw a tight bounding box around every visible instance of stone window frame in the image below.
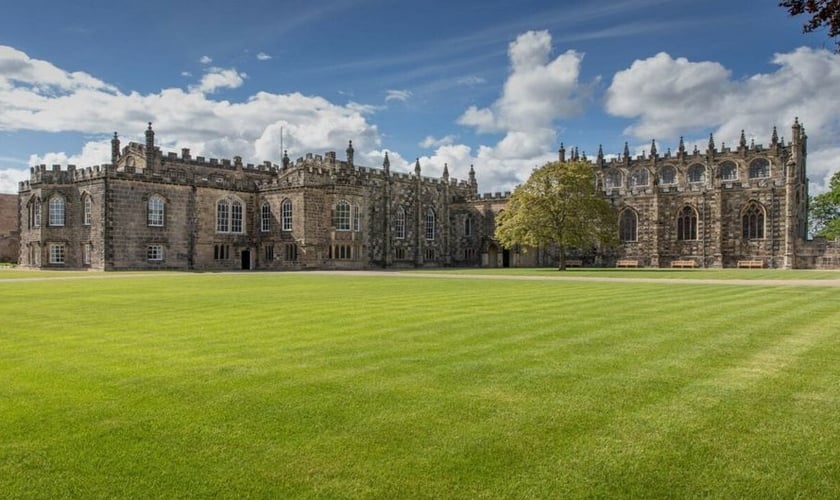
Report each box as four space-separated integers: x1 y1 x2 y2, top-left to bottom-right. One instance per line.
464 215 473 237
605 169 623 190
334 200 351 231
676 206 698 241
425 208 436 241
147 194 165 227
48 194 66 227
147 244 164 261
216 196 245 234
281 199 293 232
394 206 406 239
619 208 638 242
264 244 274 261
630 168 649 188
49 242 65 264
261 202 272 233
748 158 770 179
29 196 42 229
687 164 705 184
285 243 298 261
719 161 739 182
82 194 93 226
742 201 766 240
353 203 361 232
658 165 677 186
82 242 92 265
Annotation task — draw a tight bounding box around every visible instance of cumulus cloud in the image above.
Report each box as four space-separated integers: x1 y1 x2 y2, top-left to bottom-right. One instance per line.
256 52 272 61
190 67 247 94
605 47 840 192
0 168 29 194
199 55 212 64
385 89 412 102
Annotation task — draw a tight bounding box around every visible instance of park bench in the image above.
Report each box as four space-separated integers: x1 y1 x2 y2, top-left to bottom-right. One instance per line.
671 260 697 268
616 259 639 268
737 260 764 269
564 259 583 267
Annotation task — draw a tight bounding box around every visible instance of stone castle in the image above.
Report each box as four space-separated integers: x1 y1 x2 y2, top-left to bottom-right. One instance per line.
14 120 840 270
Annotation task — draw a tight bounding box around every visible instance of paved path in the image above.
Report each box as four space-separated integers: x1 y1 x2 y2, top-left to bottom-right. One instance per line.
2 269 840 288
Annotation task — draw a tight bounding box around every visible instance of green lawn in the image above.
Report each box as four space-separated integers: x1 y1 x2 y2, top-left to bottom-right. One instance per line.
2 272 839 498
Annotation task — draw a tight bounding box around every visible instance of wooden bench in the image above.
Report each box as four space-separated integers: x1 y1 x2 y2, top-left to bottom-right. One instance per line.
564 259 583 268
671 260 697 268
737 260 764 269
616 259 639 268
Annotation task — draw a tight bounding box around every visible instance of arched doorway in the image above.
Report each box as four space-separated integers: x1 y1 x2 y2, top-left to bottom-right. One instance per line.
240 249 251 270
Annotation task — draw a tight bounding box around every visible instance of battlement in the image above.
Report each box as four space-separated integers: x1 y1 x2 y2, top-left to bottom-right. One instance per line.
20 163 114 191
475 191 511 200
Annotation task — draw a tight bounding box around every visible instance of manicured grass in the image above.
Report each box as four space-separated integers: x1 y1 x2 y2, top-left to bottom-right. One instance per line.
410 266 840 280
2 272 839 498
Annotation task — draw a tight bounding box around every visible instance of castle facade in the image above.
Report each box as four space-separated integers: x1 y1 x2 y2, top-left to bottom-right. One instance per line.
16 121 839 270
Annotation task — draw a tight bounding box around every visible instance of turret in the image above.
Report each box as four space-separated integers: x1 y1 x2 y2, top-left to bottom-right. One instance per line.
111 132 120 164
414 158 421 176
282 150 290 168
383 151 390 174
707 133 715 156
468 164 477 194
346 140 354 166
771 126 779 146
442 163 449 182
678 136 686 159
558 143 566 163
145 122 155 166
739 129 747 152
650 139 657 158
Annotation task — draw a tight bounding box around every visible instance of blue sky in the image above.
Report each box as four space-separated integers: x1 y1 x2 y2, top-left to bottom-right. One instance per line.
1 0 839 194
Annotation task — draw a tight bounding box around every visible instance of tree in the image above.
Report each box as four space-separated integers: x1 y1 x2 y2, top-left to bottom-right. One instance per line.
780 0 840 51
495 160 618 270
810 170 840 239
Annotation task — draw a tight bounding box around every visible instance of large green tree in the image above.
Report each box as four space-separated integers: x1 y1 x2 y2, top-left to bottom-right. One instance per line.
780 0 840 51
495 160 617 270
810 170 840 239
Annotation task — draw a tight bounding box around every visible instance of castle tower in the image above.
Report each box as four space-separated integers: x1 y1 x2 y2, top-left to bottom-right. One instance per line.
346 140 354 167
145 123 155 168
111 132 120 164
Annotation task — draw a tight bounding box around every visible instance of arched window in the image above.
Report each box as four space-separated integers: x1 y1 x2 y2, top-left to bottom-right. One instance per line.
619 209 637 242
147 195 164 227
281 199 293 231
216 197 245 234
742 202 765 239
687 164 705 184
605 170 622 189
261 202 272 232
658 166 676 185
83 195 93 226
630 168 649 187
48 195 65 227
395 207 406 239
464 215 473 237
29 198 42 229
334 200 351 231
720 161 738 181
749 158 770 179
677 206 698 241
353 204 361 231
230 200 243 233
425 208 436 240
216 199 229 232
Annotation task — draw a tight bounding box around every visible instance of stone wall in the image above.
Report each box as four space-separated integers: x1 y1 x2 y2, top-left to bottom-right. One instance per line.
0 194 19 263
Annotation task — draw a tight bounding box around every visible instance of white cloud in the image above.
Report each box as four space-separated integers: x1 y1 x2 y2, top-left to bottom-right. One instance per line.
604 47 840 192
456 75 486 86
256 52 272 61
419 134 456 148
181 71 192 77
190 67 247 94
199 55 212 64
385 89 412 102
0 168 29 194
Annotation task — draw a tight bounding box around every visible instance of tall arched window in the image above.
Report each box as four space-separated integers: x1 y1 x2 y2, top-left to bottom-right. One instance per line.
261 202 272 232
147 195 164 227
742 202 765 239
216 199 229 232
230 200 243 233
677 206 698 240
48 195 65 227
334 200 351 231
30 198 41 229
353 204 361 231
395 207 406 239
720 161 738 181
464 215 473 236
425 208 436 240
658 166 676 185
281 199 293 231
630 169 649 187
749 158 770 179
687 164 705 184
83 195 93 226
619 209 637 242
